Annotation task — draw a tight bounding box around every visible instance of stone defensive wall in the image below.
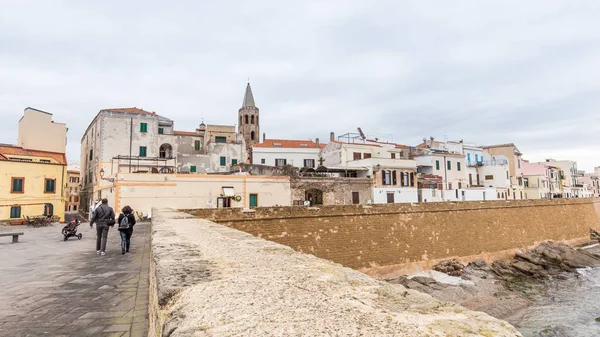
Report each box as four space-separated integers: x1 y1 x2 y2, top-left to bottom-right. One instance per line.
149 208 520 336
184 198 600 278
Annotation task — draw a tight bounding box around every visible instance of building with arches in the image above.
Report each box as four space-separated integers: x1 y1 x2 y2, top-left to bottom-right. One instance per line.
238 82 260 161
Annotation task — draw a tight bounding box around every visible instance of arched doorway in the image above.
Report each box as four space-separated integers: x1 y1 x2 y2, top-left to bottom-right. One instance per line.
44 203 54 217
159 144 173 159
305 189 323 206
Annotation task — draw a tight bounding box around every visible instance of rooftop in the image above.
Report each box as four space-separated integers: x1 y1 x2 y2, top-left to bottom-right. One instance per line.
101 107 157 116
0 144 67 164
254 139 327 149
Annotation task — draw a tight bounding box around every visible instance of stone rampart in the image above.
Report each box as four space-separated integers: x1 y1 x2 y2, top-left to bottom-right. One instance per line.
185 198 600 278
150 208 520 336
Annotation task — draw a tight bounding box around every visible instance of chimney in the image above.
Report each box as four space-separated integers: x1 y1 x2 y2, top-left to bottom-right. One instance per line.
315 138 320 148
330 132 335 142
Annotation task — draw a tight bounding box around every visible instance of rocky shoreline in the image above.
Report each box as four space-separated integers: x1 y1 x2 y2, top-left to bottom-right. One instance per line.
386 241 600 321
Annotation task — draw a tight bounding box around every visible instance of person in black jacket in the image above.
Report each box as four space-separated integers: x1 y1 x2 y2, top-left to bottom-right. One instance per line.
90 198 116 256
117 206 137 255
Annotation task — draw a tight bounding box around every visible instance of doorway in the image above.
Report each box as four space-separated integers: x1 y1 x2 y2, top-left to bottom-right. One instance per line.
249 194 258 208
387 192 395 203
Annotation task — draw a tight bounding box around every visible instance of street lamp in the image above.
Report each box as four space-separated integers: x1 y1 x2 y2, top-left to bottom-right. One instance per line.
99 168 115 183
99 168 105 178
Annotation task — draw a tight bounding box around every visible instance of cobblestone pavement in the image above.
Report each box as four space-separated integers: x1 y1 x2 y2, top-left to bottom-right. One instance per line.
0 222 150 337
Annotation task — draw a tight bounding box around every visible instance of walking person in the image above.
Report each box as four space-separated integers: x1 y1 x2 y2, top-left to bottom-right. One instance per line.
90 198 116 256
117 206 136 255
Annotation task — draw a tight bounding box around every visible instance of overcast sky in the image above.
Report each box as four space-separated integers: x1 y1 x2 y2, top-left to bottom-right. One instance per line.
1 1 599 171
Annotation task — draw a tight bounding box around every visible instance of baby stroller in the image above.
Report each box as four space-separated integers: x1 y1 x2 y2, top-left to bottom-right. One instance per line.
62 218 83 241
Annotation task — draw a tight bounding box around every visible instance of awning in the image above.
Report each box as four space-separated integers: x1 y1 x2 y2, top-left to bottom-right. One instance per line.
222 187 235 197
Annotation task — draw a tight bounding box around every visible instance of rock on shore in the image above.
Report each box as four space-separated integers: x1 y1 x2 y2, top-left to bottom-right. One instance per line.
388 241 600 320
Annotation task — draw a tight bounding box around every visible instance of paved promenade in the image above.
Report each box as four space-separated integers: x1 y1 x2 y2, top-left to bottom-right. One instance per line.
0 222 150 337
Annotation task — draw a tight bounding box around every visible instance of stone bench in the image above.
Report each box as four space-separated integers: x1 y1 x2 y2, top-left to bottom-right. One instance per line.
0 232 24 243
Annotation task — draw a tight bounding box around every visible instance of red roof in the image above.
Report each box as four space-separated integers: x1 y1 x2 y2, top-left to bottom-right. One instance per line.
0 145 67 164
173 131 199 136
253 139 326 149
102 107 156 115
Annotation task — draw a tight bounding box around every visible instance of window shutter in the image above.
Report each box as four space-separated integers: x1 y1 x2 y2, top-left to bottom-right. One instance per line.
382 170 386 185
392 171 397 185
410 172 415 186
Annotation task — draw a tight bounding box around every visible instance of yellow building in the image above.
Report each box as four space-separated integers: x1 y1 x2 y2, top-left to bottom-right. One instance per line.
0 107 68 224
0 146 67 223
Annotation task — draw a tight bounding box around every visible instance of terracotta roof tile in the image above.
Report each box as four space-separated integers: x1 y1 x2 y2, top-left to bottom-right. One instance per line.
101 107 156 115
173 131 200 136
0 145 66 164
253 139 326 149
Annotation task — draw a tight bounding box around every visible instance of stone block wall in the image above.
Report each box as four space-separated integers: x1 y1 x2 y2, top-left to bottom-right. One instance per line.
185 199 600 278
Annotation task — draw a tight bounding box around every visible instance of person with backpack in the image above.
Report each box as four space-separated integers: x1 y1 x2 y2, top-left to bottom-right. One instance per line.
89 198 116 256
117 206 136 255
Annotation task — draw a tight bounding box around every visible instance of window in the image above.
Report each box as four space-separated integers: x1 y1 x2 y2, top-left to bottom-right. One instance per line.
215 136 227 143
352 192 360 204
392 170 397 185
251 131 255 141
457 162 461 171
448 182 452 190
458 182 462 189
140 122 148 133
249 194 258 208
139 146 147 157
475 154 479 162
304 159 315 168
220 156 227 166
410 172 415 187
387 193 395 204
11 177 24 193
447 161 451 170
497 192 500 199
44 179 56 193
382 170 391 185
158 127 164 134
251 115 254 124
467 153 471 165
391 153 396 159
195 140 201 150
506 171 509 179
10 206 21 218
190 166 197 173
245 115 249 124
275 158 287 167
89 149 93 161
485 175 494 180
518 159 521 169
436 160 440 170
239 115 242 125
261 159 266 164
404 172 409 186
364 153 372 159
353 152 362 161
232 159 238 165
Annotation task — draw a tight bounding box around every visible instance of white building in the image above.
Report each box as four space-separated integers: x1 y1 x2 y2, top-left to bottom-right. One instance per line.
80 108 246 216
536 159 582 198
322 133 417 203
251 139 325 168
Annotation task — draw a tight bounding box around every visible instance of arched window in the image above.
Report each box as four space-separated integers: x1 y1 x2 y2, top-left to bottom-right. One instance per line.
251 115 254 124
239 115 242 125
159 144 173 159
44 203 54 217
256 116 258 125
251 131 255 141
245 115 249 124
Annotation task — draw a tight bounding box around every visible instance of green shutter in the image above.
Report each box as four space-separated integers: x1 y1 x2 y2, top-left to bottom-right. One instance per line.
194 140 200 151
447 161 451 170
190 166 196 173
140 123 148 133
10 206 21 218
457 162 461 171
435 160 440 170
220 157 226 166
45 179 55 193
139 146 147 157
158 127 164 134
215 136 226 143
12 178 23 193
232 159 238 165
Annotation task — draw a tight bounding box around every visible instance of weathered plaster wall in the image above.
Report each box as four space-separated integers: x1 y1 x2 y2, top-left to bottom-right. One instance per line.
291 177 373 205
151 208 521 337
187 198 600 279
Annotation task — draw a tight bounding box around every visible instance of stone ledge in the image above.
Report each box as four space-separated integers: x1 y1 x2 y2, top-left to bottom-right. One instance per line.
150 208 521 337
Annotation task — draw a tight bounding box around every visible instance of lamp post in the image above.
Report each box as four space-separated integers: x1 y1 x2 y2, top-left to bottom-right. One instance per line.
99 168 115 183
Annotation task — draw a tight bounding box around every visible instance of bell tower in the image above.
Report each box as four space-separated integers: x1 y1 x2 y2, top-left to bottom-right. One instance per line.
238 82 260 161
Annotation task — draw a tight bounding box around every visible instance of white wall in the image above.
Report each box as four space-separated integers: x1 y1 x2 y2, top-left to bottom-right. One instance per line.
373 187 418 203
252 147 321 168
